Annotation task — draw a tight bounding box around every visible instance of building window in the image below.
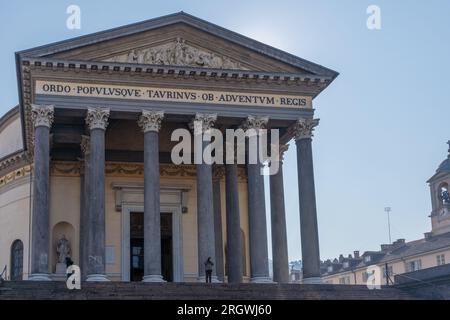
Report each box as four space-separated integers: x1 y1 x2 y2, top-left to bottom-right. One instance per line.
339 276 350 284
327 266 333 273
382 266 393 278
364 255 372 263
343 261 349 268
407 260 422 272
10 239 23 281
437 254 446 266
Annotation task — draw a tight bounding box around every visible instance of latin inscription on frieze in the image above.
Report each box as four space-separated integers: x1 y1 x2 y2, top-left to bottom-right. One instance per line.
35 80 312 108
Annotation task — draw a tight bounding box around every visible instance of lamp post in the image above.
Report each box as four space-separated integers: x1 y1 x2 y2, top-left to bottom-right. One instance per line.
384 207 392 244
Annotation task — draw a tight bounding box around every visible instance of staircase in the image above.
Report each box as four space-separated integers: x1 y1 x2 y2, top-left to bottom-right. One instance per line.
0 281 418 300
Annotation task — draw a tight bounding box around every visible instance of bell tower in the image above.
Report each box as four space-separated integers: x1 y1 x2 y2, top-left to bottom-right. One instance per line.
427 141 450 235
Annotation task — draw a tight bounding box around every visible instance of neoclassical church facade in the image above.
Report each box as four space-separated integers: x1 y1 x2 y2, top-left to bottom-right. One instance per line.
0 13 337 283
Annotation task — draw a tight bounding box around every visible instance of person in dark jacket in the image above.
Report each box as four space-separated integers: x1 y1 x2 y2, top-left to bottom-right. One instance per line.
204 257 214 283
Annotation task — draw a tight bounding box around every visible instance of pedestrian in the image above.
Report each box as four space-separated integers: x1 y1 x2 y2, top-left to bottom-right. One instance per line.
204 257 214 283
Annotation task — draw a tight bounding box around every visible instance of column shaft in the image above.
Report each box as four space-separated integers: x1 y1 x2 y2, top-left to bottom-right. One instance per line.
296 138 321 280
143 130 163 281
225 164 243 283
213 177 225 282
247 160 270 281
196 141 217 279
247 140 270 282
29 105 53 281
85 107 110 282
243 116 271 283
30 125 51 278
270 162 289 283
86 128 107 279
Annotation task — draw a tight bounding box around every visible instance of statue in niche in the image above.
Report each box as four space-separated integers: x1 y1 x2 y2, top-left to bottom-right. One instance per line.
56 235 71 264
442 190 450 203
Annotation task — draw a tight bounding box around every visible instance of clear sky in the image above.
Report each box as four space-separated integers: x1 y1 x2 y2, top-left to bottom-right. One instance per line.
1 0 450 261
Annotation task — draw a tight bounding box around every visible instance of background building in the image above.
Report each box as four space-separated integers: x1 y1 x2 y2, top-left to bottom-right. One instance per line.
322 143 450 285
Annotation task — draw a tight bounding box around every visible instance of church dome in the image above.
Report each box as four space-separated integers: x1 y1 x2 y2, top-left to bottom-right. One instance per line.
437 157 450 173
436 142 450 173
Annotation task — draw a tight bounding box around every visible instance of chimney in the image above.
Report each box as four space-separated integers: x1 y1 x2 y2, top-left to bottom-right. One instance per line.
393 239 406 247
354 251 360 259
338 254 344 263
381 244 393 251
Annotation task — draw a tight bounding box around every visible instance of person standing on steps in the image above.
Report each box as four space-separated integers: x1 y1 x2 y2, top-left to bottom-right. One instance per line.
205 257 214 283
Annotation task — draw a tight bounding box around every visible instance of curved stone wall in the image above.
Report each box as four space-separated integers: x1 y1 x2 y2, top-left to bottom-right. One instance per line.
0 107 23 160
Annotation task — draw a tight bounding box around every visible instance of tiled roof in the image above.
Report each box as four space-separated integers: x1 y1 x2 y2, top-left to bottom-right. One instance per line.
321 232 450 276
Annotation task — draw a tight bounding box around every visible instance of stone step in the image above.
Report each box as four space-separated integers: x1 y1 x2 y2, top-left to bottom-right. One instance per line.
0 281 418 300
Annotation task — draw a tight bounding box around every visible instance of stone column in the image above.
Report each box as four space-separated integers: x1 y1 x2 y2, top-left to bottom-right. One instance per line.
85 107 110 282
242 116 271 283
191 113 219 282
212 167 225 282
225 163 243 283
270 144 290 283
291 118 321 283
29 104 54 281
138 110 165 282
79 135 90 278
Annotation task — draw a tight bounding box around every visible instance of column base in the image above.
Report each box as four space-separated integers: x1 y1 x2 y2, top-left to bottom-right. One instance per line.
86 274 110 282
197 276 221 283
28 273 52 281
142 275 166 283
250 276 273 283
302 277 322 284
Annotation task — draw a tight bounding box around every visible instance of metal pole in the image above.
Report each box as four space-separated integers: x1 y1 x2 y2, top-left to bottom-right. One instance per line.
384 207 392 244
385 262 389 286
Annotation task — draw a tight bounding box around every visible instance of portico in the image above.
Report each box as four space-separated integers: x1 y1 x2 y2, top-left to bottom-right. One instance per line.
12 12 338 284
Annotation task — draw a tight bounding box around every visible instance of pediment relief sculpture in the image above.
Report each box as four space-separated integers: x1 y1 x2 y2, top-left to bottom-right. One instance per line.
104 38 247 70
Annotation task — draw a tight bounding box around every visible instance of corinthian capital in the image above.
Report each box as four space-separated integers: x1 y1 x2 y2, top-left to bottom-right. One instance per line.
241 115 269 131
189 113 217 133
138 110 164 133
290 118 319 140
31 104 54 128
85 107 110 130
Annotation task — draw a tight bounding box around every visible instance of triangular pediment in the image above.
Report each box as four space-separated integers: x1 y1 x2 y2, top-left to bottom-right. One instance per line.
18 12 338 77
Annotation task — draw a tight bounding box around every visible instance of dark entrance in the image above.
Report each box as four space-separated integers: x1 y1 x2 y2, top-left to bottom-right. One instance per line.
130 212 173 282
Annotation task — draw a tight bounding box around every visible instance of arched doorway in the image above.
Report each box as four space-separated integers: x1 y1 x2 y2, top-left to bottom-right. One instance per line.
10 240 23 281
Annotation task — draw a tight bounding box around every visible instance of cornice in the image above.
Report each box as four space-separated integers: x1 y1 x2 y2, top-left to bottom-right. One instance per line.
0 164 32 189
22 58 333 83
0 151 29 173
